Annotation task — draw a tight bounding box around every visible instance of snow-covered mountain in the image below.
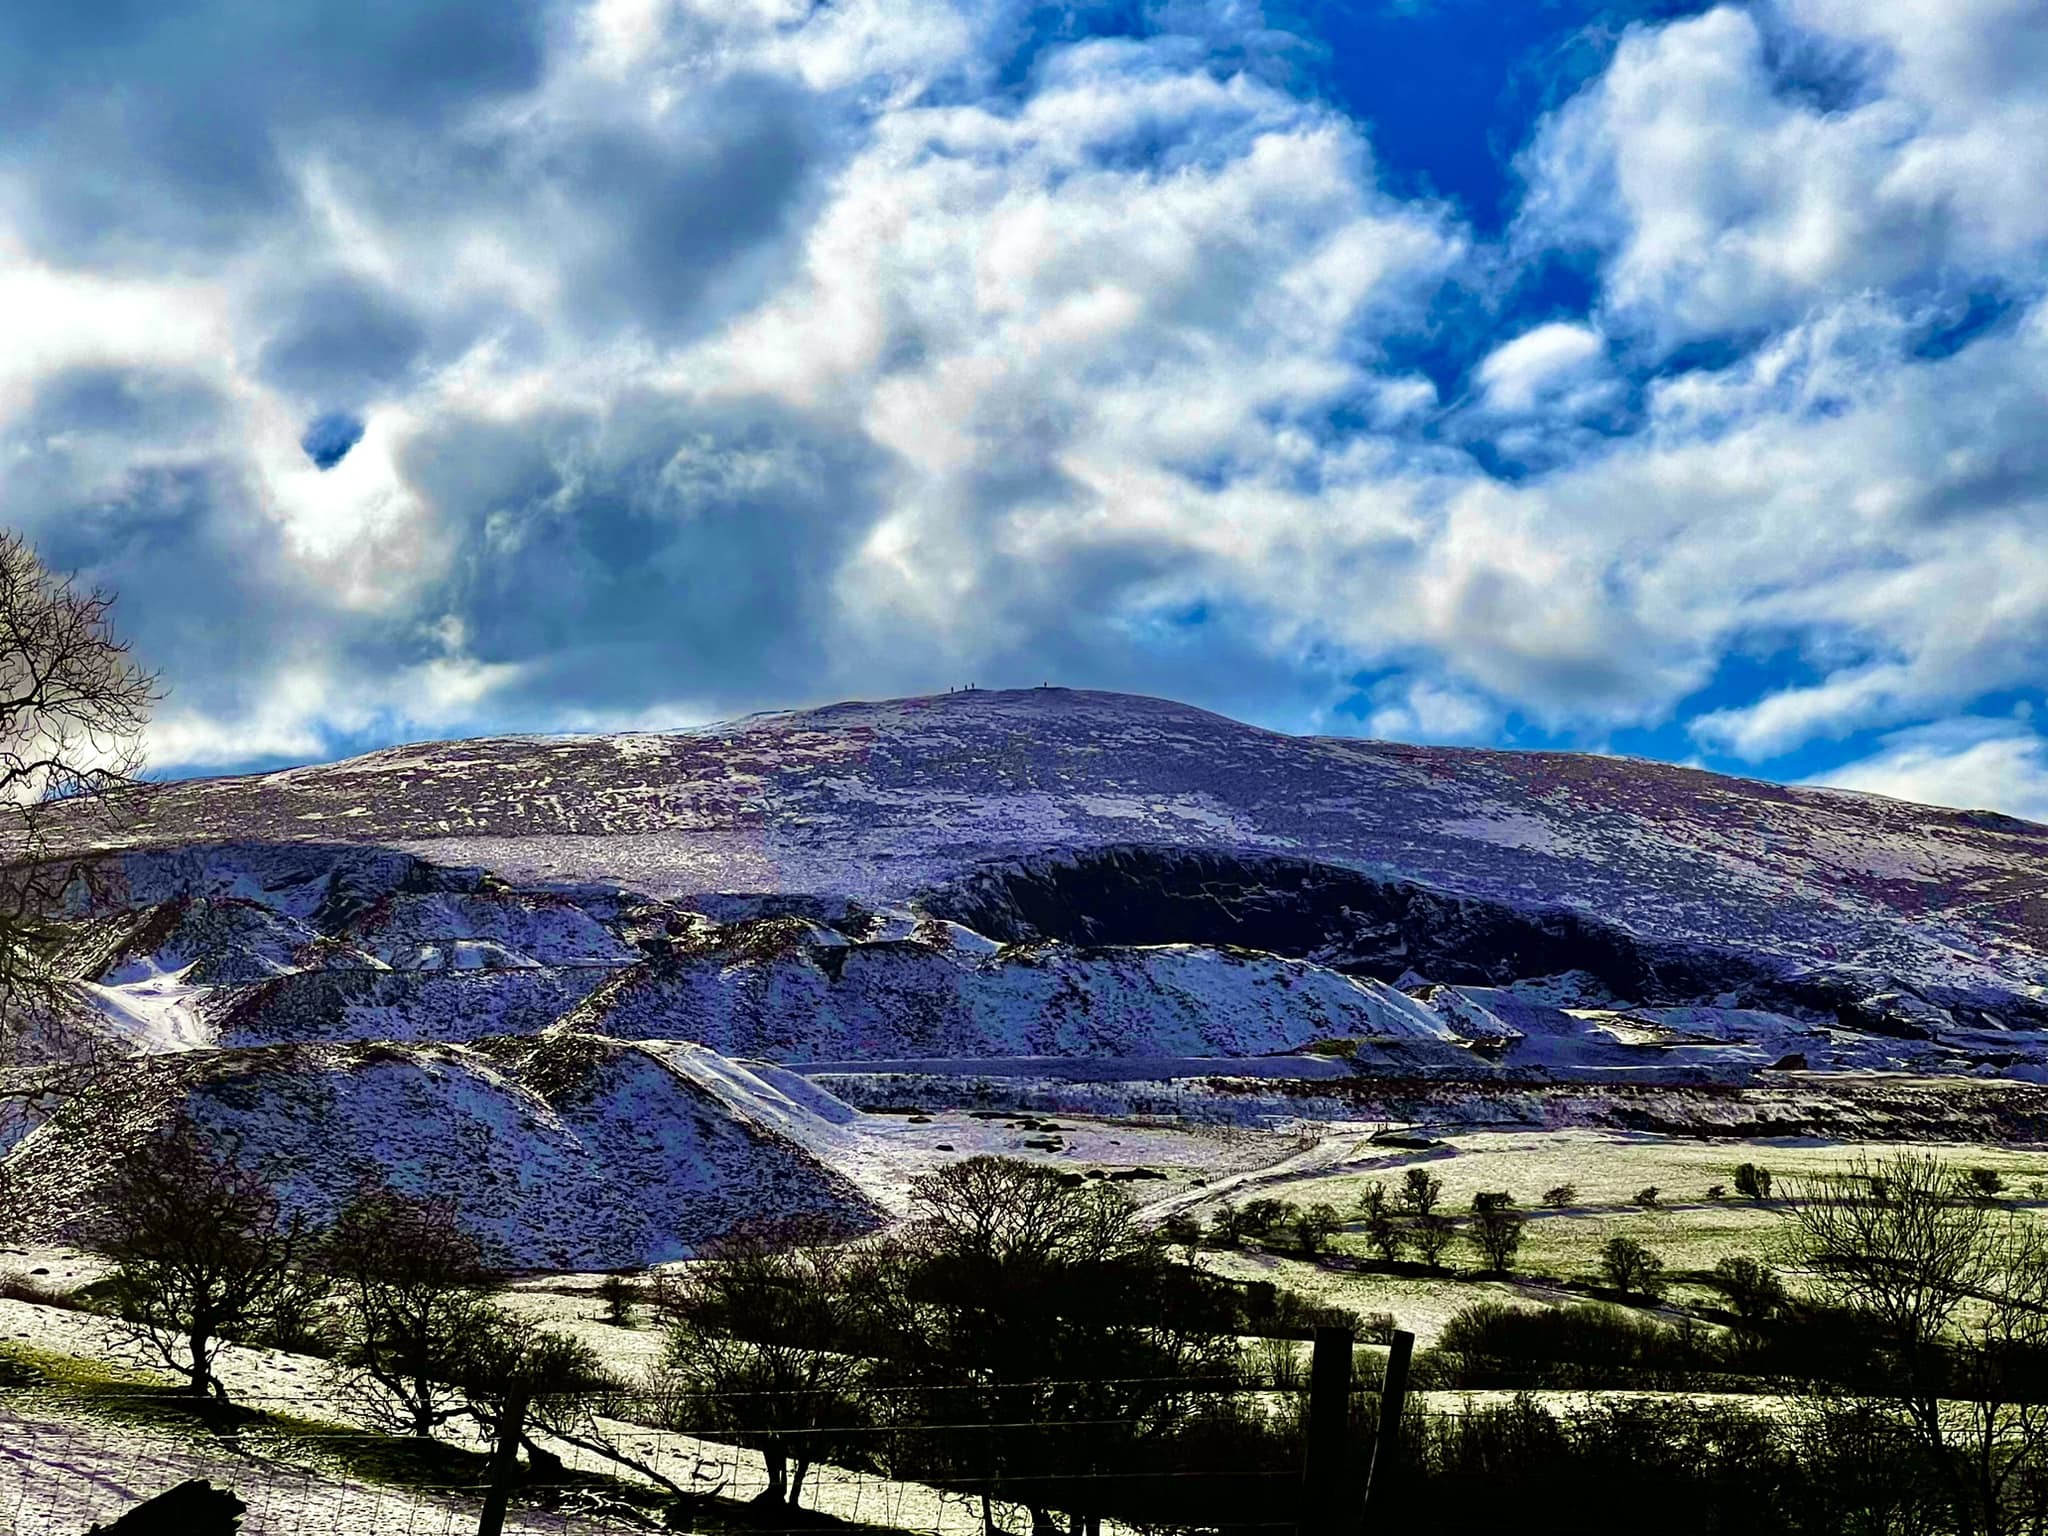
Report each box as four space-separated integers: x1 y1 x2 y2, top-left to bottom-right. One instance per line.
9 686 2048 1262
73 686 2048 1030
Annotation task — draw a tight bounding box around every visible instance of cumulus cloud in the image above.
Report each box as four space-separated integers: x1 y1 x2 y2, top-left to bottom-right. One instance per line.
1812 719 2048 825
1363 679 1496 743
1519 0 2048 342
0 0 2042 819
1474 322 1607 412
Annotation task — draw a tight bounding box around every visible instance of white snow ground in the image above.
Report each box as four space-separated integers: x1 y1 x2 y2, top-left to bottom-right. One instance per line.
0 1297 1100 1536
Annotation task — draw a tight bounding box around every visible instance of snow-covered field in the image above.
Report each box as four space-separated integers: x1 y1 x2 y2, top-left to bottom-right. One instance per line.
0 1296 1098 1536
0 1401 609 1536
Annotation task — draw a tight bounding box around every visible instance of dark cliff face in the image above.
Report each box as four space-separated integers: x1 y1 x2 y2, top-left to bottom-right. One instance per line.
927 844 2048 1031
927 844 1782 1000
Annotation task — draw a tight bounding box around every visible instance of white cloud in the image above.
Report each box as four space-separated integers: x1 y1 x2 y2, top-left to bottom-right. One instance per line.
1364 679 1496 742
1811 719 2048 824
1475 321 1606 412
0 0 2045 814
1520 1 2048 342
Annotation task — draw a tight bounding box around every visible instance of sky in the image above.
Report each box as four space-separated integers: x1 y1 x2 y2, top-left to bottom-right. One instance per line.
3 1 2046 819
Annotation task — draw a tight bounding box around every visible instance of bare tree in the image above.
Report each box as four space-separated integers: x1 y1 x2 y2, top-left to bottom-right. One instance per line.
1779 1152 2048 1535
1291 1203 1340 1257
1783 1154 1990 1372
322 1183 500 1438
1599 1236 1666 1300
1470 1205 1526 1274
91 1116 318 1400
648 1220 871 1507
0 532 156 1065
1411 1212 1456 1269
455 1315 613 1536
1399 1167 1443 1217
869 1157 1242 1536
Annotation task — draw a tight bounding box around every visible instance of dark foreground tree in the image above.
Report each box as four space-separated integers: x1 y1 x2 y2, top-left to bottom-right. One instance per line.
868 1157 1242 1536
1782 1152 2048 1536
455 1313 613 1536
322 1183 500 1437
0 532 156 1066
92 1117 318 1400
649 1219 871 1508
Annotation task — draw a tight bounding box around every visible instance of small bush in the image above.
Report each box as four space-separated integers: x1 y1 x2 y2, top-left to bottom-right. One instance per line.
1541 1183 1578 1208
1970 1167 2006 1200
1359 1311 1400 1345
1600 1237 1667 1300
1710 1256 1786 1325
1470 1208 1526 1274
1473 1191 1515 1213
1733 1163 1772 1201
1634 1186 1661 1210
1400 1168 1444 1217
596 1274 641 1326
1705 1184 1726 1201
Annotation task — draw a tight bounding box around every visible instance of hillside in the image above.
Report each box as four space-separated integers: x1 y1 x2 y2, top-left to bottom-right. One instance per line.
67 687 2048 1030
6 686 2048 1263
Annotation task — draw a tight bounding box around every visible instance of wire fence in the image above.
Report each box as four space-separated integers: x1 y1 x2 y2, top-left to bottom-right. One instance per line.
0 1379 1327 1536
6 1362 1931 1536
0 1404 614 1534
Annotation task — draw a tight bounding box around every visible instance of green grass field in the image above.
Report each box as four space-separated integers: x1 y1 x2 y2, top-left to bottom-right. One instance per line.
1193 1129 2048 1331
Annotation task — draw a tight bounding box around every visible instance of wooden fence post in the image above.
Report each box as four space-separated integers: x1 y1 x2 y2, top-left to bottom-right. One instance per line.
1300 1324 1355 1536
1362 1330 1414 1526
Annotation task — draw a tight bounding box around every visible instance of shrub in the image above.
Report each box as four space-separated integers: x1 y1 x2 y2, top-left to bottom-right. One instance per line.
1400 1168 1444 1217
1705 1184 1726 1201
1600 1237 1667 1300
1970 1167 2006 1200
1359 1311 1400 1345
597 1273 641 1326
1541 1183 1578 1208
1358 1181 1390 1219
1473 1191 1515 1213
1161 1212 1204 1257
1709 1256 1785 1326
1208 1208 1246 1248
1421 1301 1718 1390
1733 1163 1772 1201
1635 1186 1661 1210
1470 1208 1526 1274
